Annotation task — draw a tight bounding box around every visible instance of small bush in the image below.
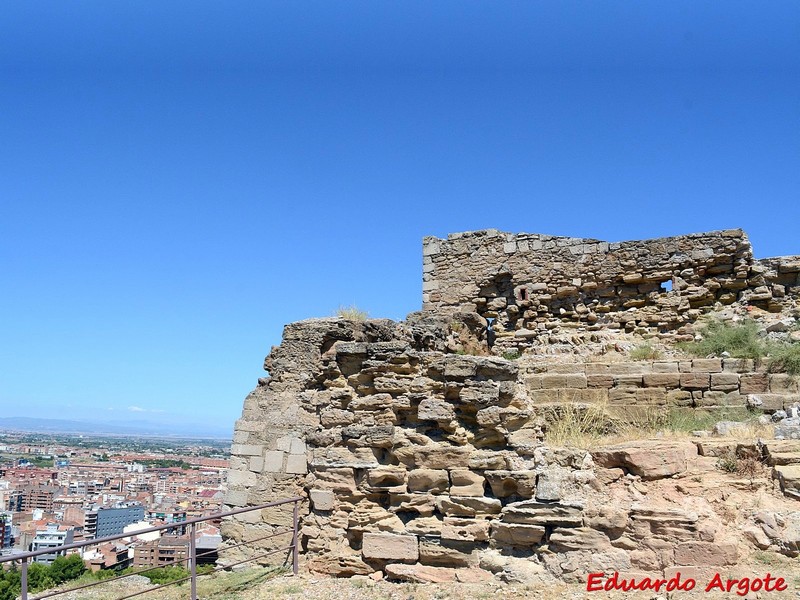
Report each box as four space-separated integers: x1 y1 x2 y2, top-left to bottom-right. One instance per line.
768 343 800 376
502 350 521 360
681 319 766 360
335 305 369 321
629 343 661 361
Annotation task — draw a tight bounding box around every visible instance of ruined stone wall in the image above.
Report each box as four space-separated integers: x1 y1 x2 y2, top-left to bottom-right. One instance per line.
224 316 800 581
422 230 799 349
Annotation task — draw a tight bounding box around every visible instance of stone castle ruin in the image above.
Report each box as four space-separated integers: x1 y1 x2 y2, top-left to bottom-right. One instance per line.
224 229 800 584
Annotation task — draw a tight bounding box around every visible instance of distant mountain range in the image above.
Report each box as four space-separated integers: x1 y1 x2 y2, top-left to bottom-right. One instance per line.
0 416 232 439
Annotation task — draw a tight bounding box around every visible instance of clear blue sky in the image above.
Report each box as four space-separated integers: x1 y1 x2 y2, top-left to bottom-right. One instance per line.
2 2 798 435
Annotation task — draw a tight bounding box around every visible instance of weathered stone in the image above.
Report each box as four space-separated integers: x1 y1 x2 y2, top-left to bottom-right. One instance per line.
491 522 546 546
407 469 449 494
362 533 418 561
436 496 502 517
449 469 486 496
740 373 769 394
385 563 456 583
592 441 693 479
548 527 611 551
674 541 738 566
501 500 583 527
418 398 456 422
309 488 336 511
419 538 477 567
484 470 537 498
441 517 491 542
413 446 472 469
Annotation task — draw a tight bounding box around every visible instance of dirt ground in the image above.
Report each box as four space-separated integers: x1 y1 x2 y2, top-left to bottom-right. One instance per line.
53 561 800 600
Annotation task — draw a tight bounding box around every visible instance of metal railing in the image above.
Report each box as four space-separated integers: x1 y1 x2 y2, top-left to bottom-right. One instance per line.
0 496 302 600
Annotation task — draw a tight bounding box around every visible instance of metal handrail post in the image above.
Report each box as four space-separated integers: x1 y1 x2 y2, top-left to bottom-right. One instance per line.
292 499 299 575
189 522 197 600
21 557 28 600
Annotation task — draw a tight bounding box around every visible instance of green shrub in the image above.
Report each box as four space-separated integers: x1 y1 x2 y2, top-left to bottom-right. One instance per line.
768 343 800 376
681 319 766 360
502 350 521 360
629 343 661 361
335 305 369 321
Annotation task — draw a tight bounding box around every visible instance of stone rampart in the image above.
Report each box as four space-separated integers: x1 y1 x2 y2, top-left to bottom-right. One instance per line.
422 229 799 349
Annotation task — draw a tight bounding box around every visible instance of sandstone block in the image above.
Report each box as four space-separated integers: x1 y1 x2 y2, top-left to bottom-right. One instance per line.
414 446 471 469
587 374 615 388
366 466 407 490
592 441 692 480
642 373 680 388
491 522 546 546
406 516 444 536
418 398 456 422
419 538 477 567
436 496 502 517
692 358 722 372
310 489 336 511
652 361 679 373
740 373 769 394
362 533 418 562
485 470 536 498
500 500 583 527
723 358 755 373
385 563 455 583
679 373 710 390
614 375 643 387
231 444 263 457
408 469 449 493
449 469 486 496
710 372 740 391
441 517 491 542
549 527 611 551
674 541 738 566
285 454 307 474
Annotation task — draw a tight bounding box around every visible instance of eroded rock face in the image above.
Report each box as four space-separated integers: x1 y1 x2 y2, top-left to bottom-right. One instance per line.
226 229 800 582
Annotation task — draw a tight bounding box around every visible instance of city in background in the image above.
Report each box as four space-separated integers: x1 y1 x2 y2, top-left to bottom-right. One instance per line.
0 430 229 572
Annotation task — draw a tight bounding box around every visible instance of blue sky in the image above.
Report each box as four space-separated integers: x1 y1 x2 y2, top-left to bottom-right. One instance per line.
1 2 798 436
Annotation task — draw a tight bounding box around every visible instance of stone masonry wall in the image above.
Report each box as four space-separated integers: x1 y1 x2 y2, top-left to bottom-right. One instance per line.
422 229 800 349
225 316 800 581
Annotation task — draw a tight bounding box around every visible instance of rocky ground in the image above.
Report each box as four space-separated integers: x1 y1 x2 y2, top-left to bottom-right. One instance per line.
50 563 800 600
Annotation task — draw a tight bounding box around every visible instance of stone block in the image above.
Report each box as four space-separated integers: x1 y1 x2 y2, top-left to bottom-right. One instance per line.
418 398 456 421
692 358 722 372
634 388 667 405
227 470 257 487
310 489 336 511
607 363 647 375
248 456 264 472
436 496 502 517
710 372 740 391
679 373 710 390
723 358 755 373
549 527 611 551
231 444 263 457
666 389 693 406
613 375 643 387
362 533 419 562
540 374 587 389
770 374 800 393
285 454 308 474
740 373 769 393
263 450 285 473
449 469 486 496
290 438 307 454
651 361 679 373
642 373 680 389
408 469 449 494
484 470 536 498
313 467 356 493
224 489 248 507
414 446 472 469
674 541 738 566
546 364 586 374
366 466 407 489
418 539 477 567
587 374 615 388
491 522 545 546
441 517 491 542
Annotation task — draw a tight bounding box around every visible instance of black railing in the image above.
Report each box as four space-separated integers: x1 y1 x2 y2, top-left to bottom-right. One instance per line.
0 496 302 600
